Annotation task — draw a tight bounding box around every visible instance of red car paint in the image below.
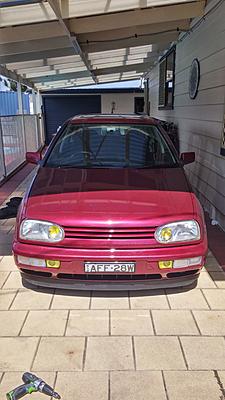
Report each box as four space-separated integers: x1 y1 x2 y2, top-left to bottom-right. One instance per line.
13 114 208 290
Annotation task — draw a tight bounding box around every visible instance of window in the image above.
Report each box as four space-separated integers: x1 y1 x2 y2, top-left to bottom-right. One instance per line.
45 123 178 169
221 111 225 156
158 48 176 110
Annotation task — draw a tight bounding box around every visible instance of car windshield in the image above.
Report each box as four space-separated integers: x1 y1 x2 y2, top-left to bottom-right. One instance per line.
45 123 178 169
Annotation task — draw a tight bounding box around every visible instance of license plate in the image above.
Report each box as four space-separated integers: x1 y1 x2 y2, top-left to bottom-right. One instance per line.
84 262 136 273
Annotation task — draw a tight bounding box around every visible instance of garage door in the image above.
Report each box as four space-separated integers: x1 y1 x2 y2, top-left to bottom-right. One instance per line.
43 95 101 144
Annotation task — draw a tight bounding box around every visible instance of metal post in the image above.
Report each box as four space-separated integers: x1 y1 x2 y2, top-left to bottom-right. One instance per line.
17 81 23 114
17 81 27 155
36 90 44 146
32 89 37 115
0 117 6 180
31 89 39 149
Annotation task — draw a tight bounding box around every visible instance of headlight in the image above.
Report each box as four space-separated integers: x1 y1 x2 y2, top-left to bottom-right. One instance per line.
19 219 64 243
155 220 200 244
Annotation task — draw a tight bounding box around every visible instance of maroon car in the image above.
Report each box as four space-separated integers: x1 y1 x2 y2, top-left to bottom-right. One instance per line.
13 114 208 290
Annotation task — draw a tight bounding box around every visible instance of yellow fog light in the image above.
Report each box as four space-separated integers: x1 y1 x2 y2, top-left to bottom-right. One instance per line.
158 260 173 269
48 225 61 239
46 260 61 268
160 228 172 242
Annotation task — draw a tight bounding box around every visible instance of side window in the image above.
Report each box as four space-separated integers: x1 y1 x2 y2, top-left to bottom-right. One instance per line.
158 48 176 110
221 111 225 156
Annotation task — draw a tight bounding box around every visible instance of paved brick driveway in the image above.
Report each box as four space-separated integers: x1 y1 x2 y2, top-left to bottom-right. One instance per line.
0 171 225 399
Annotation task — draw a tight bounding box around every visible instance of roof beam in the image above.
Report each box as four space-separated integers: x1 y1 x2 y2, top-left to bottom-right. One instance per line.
0 47 75 65
78 19 189 45
0 21 64 44
0 64 35 88
32 69 91 83
47 0 97 83
0 36 70 56
31 61 153 83
69 1 205 34
80 31 179 53
0 12 190 45
94 62 154 76
15 61 84 74
0 0 205 28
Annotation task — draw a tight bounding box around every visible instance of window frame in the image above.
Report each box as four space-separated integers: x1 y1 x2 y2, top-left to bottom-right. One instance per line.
158 47 176 110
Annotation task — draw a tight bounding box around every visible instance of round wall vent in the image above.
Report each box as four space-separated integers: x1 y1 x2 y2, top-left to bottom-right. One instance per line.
189 58 200 99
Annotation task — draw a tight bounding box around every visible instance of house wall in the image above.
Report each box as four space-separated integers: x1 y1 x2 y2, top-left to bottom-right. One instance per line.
101 93 143 114
146 0 225 230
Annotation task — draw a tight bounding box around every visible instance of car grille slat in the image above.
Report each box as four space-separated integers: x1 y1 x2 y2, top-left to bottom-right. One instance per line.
57 273 162 281
63 226 156 240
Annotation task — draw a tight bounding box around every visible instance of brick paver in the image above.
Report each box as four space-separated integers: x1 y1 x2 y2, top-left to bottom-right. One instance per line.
202 288 225 309
11 288 53 310
0 170 225 398
56 372 108 400
51 289 91 309
134 336 186 370
152 310 199 335
66 310 109 336
0 256 17 271
111 309 154 335
208 271 225 288
21 310 68 336
3 271 24 289
130 289 169 309
91 291 129 309
180 337 225 370
110 371 167 400
218 371 225 395
166 288 209 309
0 310 27 336
32 337 85 371
0 271 10 288
0 338 39 371
164 371 222 399
85 337 134 371
193 310 225 335
196 271 216 288
0 289 17 310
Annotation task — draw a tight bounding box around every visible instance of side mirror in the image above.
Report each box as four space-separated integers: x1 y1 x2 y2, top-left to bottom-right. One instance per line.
180 152 195 165
26 151 41 165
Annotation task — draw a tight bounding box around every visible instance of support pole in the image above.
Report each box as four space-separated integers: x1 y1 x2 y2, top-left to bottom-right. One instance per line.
17 81 27 154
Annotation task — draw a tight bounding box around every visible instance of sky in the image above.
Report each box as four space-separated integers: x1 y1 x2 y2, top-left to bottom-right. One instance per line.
75 79 143 90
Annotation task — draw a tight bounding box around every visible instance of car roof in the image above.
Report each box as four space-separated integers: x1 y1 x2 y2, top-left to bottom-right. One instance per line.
70 114 158 125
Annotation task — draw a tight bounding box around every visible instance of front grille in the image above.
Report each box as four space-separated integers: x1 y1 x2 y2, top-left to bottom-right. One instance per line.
63 226 156 240
21 269 52 277
57 273 162 281
167 269 199 278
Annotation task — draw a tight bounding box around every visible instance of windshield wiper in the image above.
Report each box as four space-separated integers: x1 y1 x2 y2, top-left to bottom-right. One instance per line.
51 164 85 168
135 164 178 169
55 164 103 169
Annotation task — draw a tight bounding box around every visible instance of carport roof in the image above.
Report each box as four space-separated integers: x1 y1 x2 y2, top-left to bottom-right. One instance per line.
0 0 206 90
41 87 144 94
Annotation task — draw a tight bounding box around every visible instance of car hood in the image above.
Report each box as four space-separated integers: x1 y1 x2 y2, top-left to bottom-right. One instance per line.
25 167 195 226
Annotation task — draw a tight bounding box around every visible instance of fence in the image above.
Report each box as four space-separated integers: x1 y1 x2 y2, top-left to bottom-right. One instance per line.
0 91 30 116
0 114 43 182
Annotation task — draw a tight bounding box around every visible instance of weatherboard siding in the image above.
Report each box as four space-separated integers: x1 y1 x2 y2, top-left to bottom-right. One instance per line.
147 0 225 229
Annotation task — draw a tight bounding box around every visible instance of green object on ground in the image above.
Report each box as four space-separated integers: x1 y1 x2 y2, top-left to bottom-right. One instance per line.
6 372 61 400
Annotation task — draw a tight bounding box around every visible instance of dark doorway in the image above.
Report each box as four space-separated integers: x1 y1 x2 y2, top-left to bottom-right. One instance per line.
134 97 144 114
42 95 101 144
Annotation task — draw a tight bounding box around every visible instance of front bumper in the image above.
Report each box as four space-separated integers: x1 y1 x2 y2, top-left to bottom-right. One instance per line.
21 270 200 291
13 239 207 290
